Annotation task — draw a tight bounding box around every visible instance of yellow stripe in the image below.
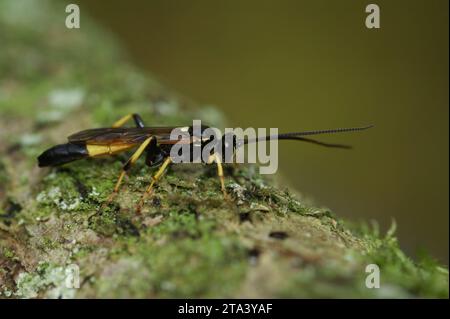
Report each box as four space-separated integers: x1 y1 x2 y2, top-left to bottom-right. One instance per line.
86 144 110 157
86 144 135 157
129 136 153 164
112 114 133 128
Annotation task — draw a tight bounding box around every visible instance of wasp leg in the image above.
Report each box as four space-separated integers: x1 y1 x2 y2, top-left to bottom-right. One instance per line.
208 153 229 199
103 136 155 207
136 157 172 213
145 137 164 167
112 113 146 128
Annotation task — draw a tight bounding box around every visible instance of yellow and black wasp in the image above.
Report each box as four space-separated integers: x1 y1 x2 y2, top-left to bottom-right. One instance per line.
38 113 372 212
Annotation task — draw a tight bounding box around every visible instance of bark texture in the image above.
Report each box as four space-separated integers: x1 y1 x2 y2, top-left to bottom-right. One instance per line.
0 0 447 298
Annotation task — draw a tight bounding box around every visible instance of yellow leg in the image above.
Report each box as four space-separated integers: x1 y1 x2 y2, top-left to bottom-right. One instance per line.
136 157 172 213
208 153 229 199
103 136 154 206
112 114 135 128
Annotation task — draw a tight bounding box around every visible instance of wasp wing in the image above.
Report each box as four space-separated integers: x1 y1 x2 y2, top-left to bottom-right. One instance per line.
68 128 153 145
68 127 192 145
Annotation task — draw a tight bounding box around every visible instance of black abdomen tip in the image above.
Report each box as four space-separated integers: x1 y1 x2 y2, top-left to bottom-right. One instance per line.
38 143 88 167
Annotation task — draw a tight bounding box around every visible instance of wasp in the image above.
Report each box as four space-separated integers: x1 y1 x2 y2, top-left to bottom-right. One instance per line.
38 113 372 212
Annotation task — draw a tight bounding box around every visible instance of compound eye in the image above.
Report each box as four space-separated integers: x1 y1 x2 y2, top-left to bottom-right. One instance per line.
222 133 237 147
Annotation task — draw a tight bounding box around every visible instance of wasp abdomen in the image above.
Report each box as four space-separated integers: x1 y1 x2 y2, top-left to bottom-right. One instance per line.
38 143 88 167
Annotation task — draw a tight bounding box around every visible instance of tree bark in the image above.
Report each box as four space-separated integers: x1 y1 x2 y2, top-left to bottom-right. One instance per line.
0 0 447 298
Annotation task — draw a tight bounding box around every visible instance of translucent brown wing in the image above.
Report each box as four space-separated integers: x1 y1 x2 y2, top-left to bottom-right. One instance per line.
67 127 190 145
68 128 147 145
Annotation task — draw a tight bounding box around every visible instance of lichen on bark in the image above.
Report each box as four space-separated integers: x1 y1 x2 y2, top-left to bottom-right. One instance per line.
0 0 448 298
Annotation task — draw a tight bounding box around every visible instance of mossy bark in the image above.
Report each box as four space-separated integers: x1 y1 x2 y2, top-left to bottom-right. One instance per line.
0 0 448 298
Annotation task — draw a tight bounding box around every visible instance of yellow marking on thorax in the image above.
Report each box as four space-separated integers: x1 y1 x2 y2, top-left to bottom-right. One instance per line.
86 144 135 157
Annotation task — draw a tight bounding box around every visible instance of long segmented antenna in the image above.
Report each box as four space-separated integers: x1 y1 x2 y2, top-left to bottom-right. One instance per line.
239 125 373 149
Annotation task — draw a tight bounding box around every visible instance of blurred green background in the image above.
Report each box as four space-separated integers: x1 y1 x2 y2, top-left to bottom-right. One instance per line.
78 0 448 264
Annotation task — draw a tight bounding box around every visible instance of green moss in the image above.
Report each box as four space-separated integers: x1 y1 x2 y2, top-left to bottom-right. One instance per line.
139 236 247 298
95 236 247 298
0 0 447 299
14 262 77 299
351 221 449 298
2 248 15 259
